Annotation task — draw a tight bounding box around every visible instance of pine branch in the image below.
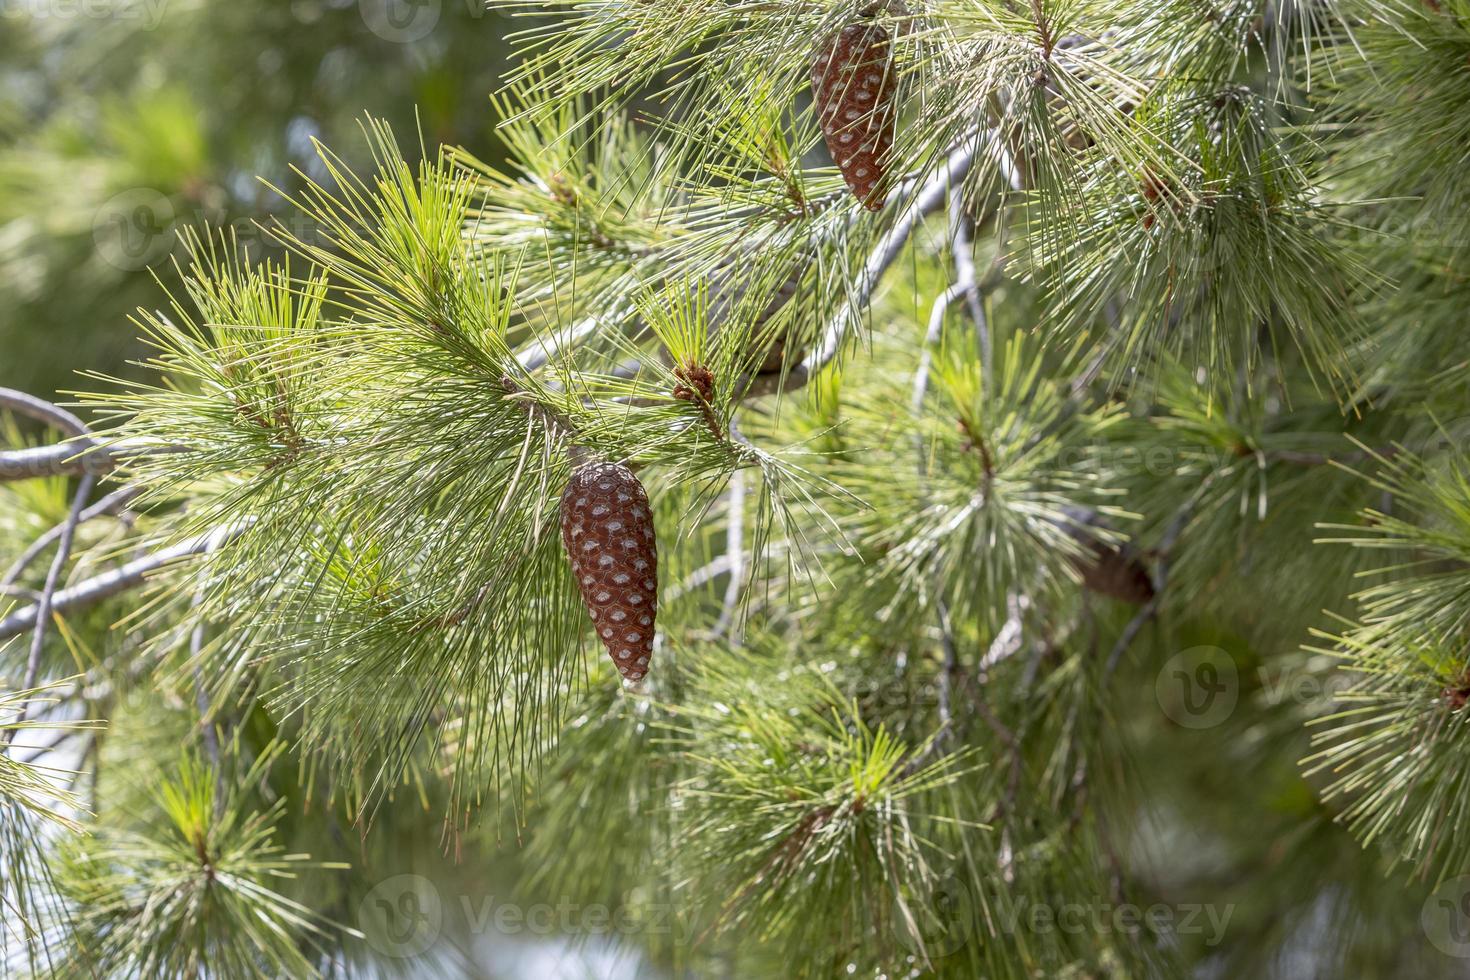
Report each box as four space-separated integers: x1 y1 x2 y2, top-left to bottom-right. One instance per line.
2 485 142 588
0 387 185 482
0 525 247 642
1 472 93 753
0 442 114 482
739 129 995 398
0 388 88 438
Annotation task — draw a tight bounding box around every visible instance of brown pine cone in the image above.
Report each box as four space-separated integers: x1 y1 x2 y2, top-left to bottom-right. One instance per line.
812 19 896 211
1072 541 1155 605
560 462 658 682
1057 507 1154 605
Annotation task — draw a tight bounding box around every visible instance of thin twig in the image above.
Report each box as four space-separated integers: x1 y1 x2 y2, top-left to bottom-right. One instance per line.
912 284 966 417
978 593 1028 673
948 196 991 387
1030 0 1056 57
939 605 1025 821
0 388 88 437
0 439 188 483
2 485 143 588
0 524 249 642
911 193 993 418
0 442 113 482
2 472 95 750
900 598 963 777
667 555 735 602
739 130 991 399
934 600 959 731
1102 498 1197 681
0 387 155 483
712 468 746 639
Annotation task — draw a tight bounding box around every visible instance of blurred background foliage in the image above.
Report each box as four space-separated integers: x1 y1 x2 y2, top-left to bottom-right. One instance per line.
0 0 514 398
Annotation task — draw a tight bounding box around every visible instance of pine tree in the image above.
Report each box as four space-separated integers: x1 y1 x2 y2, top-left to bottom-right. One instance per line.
4 1 1470 977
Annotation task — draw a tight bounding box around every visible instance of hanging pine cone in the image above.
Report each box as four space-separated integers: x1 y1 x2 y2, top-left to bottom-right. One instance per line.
1056 507 1155 605
1071 539 1155 605
812 19 896 211
560 461 658 682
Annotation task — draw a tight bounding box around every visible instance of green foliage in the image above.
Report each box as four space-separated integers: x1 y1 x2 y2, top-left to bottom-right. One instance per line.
1318 0 1470 259
5 0 1470 976
824 326 1130 634
1034 86 1373 392
1308 443 1470 878
43 746 350 978
0 0 514 398
671 656 981 971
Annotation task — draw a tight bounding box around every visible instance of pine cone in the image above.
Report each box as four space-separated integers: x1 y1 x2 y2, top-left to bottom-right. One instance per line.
812 19 896 211
1056 507 1154 605
560 462 658 682
1072 541 1154 605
